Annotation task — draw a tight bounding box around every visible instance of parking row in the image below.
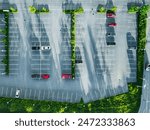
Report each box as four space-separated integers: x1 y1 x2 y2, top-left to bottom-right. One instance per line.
9 14 20 76
30 14 51 80
0 86 81 103
0 12 20 77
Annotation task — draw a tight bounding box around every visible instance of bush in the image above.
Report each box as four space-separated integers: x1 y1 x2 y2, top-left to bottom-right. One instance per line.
0 29 7 34
29 6 50 13
97 6 106 13
74 7 84 14
40 7 49 13
10 7 18 13
128 5 139 13
29 6 37 13
110 6 117 12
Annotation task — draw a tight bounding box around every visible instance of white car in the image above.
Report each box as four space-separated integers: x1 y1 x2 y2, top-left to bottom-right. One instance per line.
1 72 6 75
146 64 150 71
15 89 20 98
41 46 51 51
1 50 6 52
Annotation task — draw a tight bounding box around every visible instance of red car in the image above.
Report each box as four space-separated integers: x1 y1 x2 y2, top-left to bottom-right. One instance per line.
108 23 117 27
62 74 72 79
106 13 116 18
41 74 50 79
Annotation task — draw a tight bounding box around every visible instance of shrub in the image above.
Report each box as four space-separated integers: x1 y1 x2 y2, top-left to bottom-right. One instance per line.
97 6 106 13
10 7 18 13
128 6 139 13
74 7 84 14
29 6 37 13
40 7 49 13
110 6 117 12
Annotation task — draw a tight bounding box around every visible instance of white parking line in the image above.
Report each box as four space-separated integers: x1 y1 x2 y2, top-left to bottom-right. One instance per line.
29 89 32 98
1 87 4 96
5 87 8 96
47 91 50 99
24 89 27 98
10 87 13 97
38 90 41 100
34 89 37 98
52 92 55 99
43 90 45 100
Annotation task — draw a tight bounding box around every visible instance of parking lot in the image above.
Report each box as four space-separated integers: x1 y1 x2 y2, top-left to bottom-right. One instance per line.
0 0 140 103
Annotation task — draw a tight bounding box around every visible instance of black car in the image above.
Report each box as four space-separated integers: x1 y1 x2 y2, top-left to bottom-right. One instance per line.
75 56 83 64
106 32 116 36
31 74 41 79
32 46 40 50
107 42 116 45
75 60 83 63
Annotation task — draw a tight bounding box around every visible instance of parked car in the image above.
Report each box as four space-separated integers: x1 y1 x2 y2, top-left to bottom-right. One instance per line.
1 72 6 75
107 42 116 45
41 46 51 51
32 46 40 50
41 74 50 79
106 13 116 18
31 74 41 79
128 46 137 50
106 32 116 36
1 50 6 52
62 74 72 79
31 74 50 79
15 89 20 98
108 23 117 27
75 60 83 63
146 64 150 71
76 56 83 64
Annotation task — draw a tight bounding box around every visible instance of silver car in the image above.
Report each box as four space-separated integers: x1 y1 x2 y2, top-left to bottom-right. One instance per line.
41 46 51 51
146 64 150 71
15 89 20 98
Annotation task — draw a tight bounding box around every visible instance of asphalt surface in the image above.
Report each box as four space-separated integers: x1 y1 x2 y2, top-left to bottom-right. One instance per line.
0 0 141 103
